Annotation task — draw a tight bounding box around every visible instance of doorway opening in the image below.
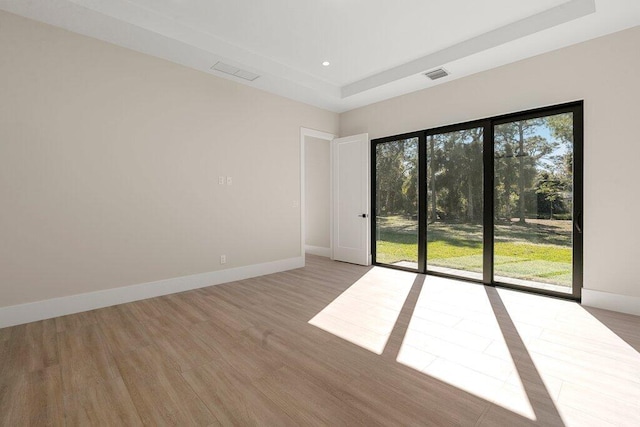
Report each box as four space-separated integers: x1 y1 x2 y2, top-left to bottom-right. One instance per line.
301 128 334 262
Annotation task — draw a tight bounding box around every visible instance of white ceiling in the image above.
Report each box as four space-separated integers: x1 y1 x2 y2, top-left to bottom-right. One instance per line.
2 0 639 112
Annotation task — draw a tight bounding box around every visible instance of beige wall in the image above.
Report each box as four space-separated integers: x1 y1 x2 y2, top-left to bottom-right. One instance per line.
2 8 638 310
0 11 338 308
341 26 640 299
305 136 331 249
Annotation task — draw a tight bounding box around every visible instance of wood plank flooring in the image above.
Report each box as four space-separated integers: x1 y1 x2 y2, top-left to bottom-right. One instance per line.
1 255 639 426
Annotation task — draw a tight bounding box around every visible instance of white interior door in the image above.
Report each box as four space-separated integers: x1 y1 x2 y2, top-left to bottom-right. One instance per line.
332 133 370 265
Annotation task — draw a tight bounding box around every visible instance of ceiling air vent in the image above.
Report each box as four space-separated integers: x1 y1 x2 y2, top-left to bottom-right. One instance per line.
424 68 449 81
211 62 260 81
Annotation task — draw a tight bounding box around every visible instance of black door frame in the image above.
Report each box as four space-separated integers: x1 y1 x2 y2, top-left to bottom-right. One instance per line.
371 101 584 301
371 131 426 273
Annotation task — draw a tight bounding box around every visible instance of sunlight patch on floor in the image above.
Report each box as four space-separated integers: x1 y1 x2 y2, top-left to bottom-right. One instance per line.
496 288 640 426
309 265 640 426
397 276 536 420
308 267 416 354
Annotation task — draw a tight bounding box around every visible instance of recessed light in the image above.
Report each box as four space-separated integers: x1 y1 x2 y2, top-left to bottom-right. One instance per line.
322 61 330 67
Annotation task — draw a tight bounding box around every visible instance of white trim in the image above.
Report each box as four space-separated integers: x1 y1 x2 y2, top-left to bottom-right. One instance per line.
300 127 336 266
582 288 640 316
305 245 331 258
329 138 334 261
0 256 303 328
301 128 335 141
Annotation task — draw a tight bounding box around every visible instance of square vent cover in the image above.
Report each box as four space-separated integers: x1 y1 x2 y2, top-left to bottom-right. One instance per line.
424 68 449 80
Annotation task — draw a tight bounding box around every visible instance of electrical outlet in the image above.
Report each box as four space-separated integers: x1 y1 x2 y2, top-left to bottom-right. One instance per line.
218 176 225 185
226 176 232 185
220 255 226 264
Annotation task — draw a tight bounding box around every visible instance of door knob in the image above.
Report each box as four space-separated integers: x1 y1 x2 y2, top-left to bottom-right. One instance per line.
358 214 368 218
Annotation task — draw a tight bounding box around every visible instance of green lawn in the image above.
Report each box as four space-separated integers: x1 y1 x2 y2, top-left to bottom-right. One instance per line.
376 217 572 287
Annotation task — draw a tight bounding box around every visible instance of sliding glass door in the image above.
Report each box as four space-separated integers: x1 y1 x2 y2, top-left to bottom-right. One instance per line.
426 127 484 281
371 102 583 299
493 111 581 295
373 134 422 270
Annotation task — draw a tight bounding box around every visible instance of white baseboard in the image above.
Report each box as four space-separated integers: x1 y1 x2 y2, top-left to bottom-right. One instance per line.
0 256 304 329
582 288 640 316
305 245 331 258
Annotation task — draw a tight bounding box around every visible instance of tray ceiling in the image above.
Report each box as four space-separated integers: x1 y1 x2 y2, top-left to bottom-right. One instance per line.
2 0 639 112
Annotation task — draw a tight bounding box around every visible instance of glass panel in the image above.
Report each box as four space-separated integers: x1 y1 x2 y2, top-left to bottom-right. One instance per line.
375 138 419 268
426 128 483 280
493 113 573 293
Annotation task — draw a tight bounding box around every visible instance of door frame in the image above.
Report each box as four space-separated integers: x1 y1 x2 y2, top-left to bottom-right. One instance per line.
300 127 335 264
371 131 426 272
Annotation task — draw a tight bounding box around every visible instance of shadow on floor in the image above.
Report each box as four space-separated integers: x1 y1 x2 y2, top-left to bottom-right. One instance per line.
583 306 640 353
485 286 564 426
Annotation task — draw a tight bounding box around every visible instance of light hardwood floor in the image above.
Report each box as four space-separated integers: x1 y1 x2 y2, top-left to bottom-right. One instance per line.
1 255 639 426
